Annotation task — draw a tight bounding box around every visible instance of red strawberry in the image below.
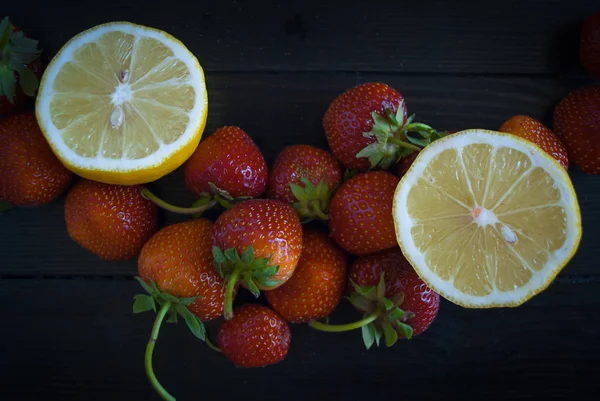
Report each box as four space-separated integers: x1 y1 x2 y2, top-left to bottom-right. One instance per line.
0 112 72 207
266 230 348 323
212 199 303 320
134 219 229 400
266 144 342 222
217 304 291 368
308 248 440 349
64 180 158 260
580 11 600 78
499 115 569 169
328 170 399 255
323 82 439 171
553 86 600 174
349 248 439 338
184 126 268 202
0 17 43 116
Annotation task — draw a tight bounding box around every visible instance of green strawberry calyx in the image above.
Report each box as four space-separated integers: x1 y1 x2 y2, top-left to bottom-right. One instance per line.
308 272 414 349
0 17 41 104
213 245 280 320
355 100 446 169
290 177 334 223
133 277 207 401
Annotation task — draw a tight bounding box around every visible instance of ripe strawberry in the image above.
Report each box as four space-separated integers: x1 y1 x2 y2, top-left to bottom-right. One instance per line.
212 199 303 320
266 230 348 323
328 170 399 255
266 144 342 222
0 17 43 116
64 180 158 260
134 219 229 400
0 112 72 206
323 82 439 171
217 304 291 368
184 126 268 203
553 86 600 175
308 248 440 349
580 11 600 78
500 115 568 169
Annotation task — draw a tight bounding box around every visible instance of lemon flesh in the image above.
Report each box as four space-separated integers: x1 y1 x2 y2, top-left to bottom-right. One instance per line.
393 130 581 308
36 22 207 185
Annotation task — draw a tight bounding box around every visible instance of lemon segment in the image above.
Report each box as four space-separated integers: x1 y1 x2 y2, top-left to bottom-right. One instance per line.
393 129 582 308
36 22 208 185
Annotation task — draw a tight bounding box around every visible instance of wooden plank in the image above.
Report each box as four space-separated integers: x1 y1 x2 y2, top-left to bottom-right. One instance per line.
1 73 598 277
3 0 598 74
0 278 598 400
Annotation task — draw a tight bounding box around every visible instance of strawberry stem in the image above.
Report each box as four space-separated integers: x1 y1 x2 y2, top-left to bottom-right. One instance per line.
145 301 176 401
388 137 421 151
141 188 216 215
205 335 221 353
308 311 379 332
310 199 329 221
223 265 243 320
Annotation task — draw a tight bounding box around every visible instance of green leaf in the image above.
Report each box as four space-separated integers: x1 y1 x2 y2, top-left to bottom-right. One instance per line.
179 296 198 306
376 273 386 301
242 245 255 264
368 152 384 168
252 256 270 271
0 201 14 213
383 323 399 347
176 305 206 340
212 247 226 264
254 264 279 278
214 194 234 209
345 294 373 312
0 65 16 103
383 298 394 311
134 276 156 295
389 292 405 307
406 135 429 148
388 307 405 321
300 177 316 193
132 294 156 314
247 279 261 297
397 322 414 339
159 292 179 304
354 284 376 299
385 107 400 126
371 111 389 129
362 322 376 350
394 100 406 124
167 308 178 324
315 179 329 197
260 278 281 288
0 17 14 51
224 248 240 263
290 183 307 202
16 65 39 96
355 143 380 159
374 325 382 347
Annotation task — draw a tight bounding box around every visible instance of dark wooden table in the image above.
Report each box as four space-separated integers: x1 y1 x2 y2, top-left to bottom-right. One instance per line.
1 0 599 400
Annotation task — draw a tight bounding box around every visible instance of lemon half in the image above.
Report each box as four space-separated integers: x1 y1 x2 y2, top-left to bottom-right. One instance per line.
36 22 207 185
393 129 582 308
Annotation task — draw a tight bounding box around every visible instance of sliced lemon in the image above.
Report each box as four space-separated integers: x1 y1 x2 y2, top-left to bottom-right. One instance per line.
36 22 207 185
393 129 581 308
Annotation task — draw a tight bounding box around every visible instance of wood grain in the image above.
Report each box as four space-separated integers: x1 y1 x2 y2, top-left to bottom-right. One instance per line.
3 0 598 75
0 278 598 400
1 73 598 277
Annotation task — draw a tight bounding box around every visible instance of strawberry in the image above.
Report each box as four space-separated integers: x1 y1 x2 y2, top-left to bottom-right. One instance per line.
323 82 440 171
64 179 158 260
580 11 600 78
217 304 291 368
309 248 440 349
0 17 43 116
266 230 348 323
266 144 342 222
553 86 600 175
134 219 229 400
328 170 399 255
212 199 303 320
499 115 568 169
184 126 268 203
0 112 72 207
